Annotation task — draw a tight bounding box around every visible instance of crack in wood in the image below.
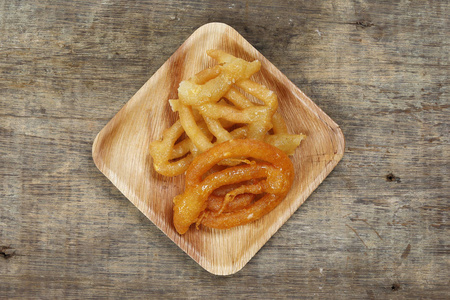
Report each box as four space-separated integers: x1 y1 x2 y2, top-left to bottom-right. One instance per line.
346 224 368 248
348 20 375 28
350 218 383 240
401 244 411 259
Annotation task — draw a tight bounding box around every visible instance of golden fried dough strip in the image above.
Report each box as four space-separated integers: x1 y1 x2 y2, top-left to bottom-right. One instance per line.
224 87 254 109
195 102 271 124
264 133 306 155
206 49 236 63
203 116 233 143
207 193 255 213
176 102 214 152
150 50 306 181
173 139 294 234
190 65 221 84
225 87 287 135
236 79 278 112
149 121 193 177
178 52 261 106
271 112 288 134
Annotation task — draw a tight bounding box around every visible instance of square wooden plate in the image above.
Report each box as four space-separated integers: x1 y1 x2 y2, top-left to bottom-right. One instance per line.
92 22 344 275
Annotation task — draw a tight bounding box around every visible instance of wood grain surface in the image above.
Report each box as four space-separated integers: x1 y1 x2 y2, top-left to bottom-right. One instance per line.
1 0 448 298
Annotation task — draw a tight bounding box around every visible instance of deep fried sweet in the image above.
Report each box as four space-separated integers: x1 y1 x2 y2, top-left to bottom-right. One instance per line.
149 50 305 234
173 139 294 234
149 50 305 177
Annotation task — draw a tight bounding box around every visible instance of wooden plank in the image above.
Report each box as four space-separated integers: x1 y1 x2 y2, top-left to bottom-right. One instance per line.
0 0 448 298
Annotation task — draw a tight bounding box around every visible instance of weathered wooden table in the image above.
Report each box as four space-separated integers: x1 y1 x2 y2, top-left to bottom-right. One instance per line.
1 1 448 298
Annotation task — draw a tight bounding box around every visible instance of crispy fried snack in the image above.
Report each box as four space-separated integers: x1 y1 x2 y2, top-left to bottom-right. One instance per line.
173 139 294 234
149 50 305 177
149 50 306 234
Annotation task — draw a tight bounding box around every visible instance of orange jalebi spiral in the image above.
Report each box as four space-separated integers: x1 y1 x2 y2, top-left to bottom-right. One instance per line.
173 139 294 234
